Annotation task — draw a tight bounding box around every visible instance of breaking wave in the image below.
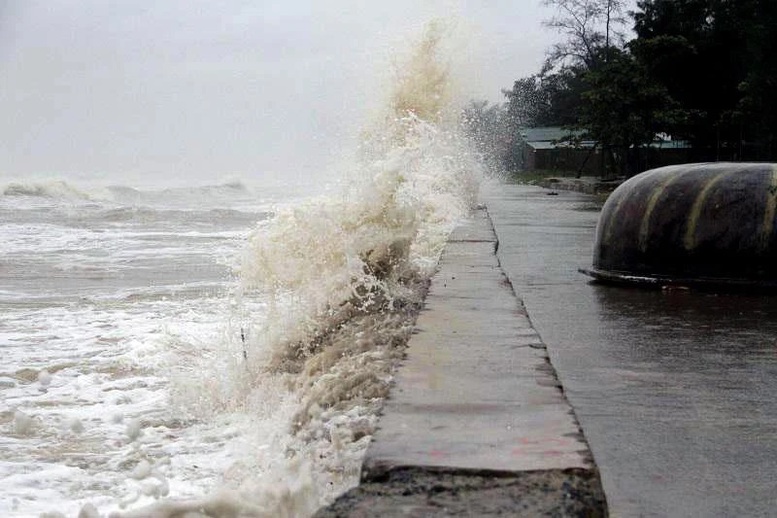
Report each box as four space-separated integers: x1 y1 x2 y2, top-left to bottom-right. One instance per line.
2 180 94 200
1 179 254 209
105 182 253 208
90 21 483 518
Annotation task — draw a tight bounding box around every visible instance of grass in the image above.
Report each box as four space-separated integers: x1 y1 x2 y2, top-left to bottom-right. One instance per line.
502 169 616 209
505 169 584 185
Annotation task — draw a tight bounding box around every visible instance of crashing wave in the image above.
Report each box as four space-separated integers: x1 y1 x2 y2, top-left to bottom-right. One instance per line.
110 20 483 518
2 180 93 200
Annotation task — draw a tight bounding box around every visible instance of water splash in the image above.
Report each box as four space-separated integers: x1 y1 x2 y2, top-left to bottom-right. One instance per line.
390 20 452 126
113 20 482 517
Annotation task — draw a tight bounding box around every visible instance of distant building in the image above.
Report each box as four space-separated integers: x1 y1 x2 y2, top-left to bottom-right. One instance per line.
520 127 597 174
518 127 692 176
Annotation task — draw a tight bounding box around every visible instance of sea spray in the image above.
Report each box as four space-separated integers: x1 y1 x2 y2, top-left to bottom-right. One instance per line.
238 18 479 446
119 21 483 517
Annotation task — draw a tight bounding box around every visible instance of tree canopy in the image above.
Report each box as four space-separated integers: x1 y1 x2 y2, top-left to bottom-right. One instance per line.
491 0 777 176
633 0 777 159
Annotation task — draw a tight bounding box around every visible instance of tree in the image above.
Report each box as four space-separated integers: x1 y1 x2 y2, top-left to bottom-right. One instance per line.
578 47 679 176
505 0 630 135
735 0 777 158
500 0 777 176
499 64 588 172
538 0 636 177
631 0 777 160
543 0 627 68
461 101 510 174
502 64 583 129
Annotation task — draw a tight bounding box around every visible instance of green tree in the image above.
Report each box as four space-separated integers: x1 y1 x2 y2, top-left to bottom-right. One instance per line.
501 0 777 175
632 0 777 160
500 65 587 171
578 47 679 176
499 0 628 173
736 0 777 158
503 64 583 129
520 0 637 176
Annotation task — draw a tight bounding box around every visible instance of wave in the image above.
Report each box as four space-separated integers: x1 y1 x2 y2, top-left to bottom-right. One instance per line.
1 179 246 199
105 181 251 206
138 20 483 518
2 180 93 200
99 206 269 225
1 179 263 214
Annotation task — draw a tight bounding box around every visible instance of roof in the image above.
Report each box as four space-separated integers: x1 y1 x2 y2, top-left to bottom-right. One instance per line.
521 126 592 149
521 127 692 150
528 140 597 150
649 139 691 149
520 127 581 143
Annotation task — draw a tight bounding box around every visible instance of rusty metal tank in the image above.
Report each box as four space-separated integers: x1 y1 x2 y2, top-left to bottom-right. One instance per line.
580 163 777 289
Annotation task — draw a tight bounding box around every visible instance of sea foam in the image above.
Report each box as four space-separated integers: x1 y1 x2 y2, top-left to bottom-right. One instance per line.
119 21 483 518
3 20 485 518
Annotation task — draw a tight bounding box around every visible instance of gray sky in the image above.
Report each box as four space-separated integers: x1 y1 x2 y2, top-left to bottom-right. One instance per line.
0 1 561 188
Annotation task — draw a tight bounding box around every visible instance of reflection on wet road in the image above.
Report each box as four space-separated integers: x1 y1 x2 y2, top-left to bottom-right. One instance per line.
485 182 777 517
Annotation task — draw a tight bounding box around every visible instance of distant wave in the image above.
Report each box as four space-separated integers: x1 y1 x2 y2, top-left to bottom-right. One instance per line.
160 180 250 199
107 180 247 197
105 181 252 206
99 205 271 225
2 179 256 209
2 180 93 200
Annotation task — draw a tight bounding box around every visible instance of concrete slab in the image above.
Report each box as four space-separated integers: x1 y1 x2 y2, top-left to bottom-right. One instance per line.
362 207 593 476
316 208 606 516
485 183 777 517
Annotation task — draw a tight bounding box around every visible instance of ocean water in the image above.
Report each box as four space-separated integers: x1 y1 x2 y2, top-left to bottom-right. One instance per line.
0 24 483 517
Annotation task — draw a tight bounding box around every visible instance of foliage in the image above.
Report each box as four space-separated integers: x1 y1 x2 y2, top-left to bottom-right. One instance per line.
498 0 777 177
503 64 583 129
503 0 628 135
501 0 637 175
578 47 680 175
737 0 777 155
632 0 741 157
632 0 777 159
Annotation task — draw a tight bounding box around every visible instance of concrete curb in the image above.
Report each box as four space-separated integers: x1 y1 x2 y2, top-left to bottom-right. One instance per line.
316 208 607 517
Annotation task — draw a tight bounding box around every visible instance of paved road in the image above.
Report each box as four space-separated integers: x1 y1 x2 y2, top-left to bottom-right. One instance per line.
485 182 777 517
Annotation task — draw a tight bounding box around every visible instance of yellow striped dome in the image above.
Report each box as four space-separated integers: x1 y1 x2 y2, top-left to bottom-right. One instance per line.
583 163 777 290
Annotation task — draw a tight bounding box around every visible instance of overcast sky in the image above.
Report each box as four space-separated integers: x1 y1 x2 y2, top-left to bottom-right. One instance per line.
0 1 565 188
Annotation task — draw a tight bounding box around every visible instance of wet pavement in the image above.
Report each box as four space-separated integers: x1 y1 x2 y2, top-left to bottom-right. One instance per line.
361 209 592 477
317 207 606 517
484 182 777 517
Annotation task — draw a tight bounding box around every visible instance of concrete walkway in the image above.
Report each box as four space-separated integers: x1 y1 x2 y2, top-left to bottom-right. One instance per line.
485 183 777 517
316 208 606 517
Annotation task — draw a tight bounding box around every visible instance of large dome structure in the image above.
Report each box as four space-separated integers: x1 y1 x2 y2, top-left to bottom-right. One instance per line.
580 163 777 289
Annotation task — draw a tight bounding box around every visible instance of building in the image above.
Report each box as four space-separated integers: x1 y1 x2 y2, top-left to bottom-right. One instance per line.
519 127 692 177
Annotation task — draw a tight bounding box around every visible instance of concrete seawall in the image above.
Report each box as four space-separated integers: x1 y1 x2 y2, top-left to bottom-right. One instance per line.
316 208 607 517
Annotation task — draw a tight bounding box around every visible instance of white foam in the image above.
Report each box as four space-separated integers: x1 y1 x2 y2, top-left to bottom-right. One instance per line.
0 20 486 518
